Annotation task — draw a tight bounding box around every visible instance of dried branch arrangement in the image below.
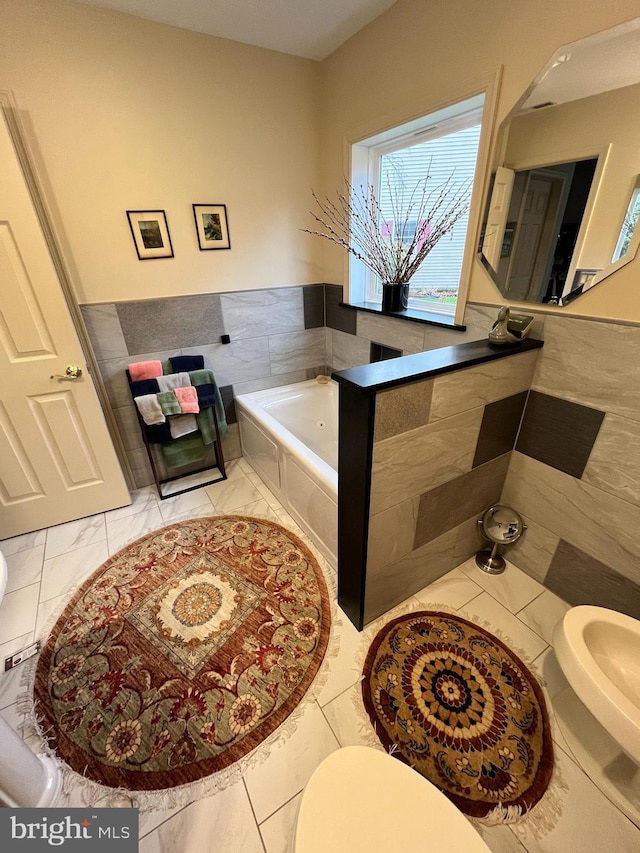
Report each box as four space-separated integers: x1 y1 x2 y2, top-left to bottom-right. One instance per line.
303 167 472 284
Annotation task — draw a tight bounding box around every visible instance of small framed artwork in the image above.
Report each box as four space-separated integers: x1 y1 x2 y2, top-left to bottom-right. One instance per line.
193 204 231 251
126 210 174 260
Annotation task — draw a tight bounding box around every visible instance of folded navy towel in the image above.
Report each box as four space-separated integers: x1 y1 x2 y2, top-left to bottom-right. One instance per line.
195 383 217 409
169 355 204 373
130 377 160 396
145 422 172 444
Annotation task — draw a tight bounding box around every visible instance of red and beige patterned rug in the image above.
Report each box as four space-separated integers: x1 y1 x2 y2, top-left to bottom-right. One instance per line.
34 516 331 793
361 610 554 822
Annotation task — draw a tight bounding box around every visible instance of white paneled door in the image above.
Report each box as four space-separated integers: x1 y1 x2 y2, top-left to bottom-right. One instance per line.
0 98 130 539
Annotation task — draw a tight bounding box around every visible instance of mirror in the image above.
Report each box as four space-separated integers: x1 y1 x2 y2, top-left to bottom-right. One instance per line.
478 18 640 305
475 505 525 575
479 505 524 545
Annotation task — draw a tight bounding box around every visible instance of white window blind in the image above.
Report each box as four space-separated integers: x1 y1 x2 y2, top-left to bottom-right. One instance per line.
376 123 482 314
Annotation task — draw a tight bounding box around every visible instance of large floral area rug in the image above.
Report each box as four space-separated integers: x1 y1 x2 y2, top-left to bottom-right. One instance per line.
362 611 553 822
34 516 331 793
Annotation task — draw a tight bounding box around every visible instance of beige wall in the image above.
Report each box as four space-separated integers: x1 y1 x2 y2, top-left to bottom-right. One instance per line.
0 0 322 304
4 0 640 316
320 0 640 321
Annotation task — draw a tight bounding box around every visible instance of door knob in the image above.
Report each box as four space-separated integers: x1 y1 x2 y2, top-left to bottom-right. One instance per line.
50 364 83 380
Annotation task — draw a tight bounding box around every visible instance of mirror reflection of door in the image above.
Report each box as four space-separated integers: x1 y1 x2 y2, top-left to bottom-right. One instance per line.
498 158 597 303
506 172 561 301
482 166 515 269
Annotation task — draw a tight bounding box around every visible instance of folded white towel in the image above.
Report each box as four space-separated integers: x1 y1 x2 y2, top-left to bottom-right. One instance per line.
157 372 191 392
134 394 166 426
169 413 198 439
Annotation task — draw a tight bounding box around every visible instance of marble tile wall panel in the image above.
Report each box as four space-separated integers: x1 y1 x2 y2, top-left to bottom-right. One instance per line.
467 304 546 340
367 496 420 574
325 284 356 334
268 328 326 375
328 329 370 371
356 311 425 355
373 379 433 442
370 406 484 515
418 304 546 353
582 413 640 506
181 339 272 387
516 391 605 479
453 514 486 565
113 405 144 452
419 304 494 351
473 391 528 467
545 540 640 619
413 454 510 549
80 304 128 360
429 350 539 421
129 447 154 489
303 285 325 329
231 370 309 397
220 288 304 340
116 294 224 355
502 451 640 587
363 527 459 624
532 315 640 420
505 512 560 584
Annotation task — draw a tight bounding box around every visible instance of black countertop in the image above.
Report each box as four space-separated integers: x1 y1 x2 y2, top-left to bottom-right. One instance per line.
332 337 544 393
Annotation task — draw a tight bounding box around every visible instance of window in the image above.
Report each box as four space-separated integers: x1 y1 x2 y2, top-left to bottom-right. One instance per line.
351 94 484 317
612 180 640 263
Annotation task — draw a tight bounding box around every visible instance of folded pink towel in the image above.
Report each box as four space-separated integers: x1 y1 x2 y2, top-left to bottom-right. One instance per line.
174 385 200 414
129 360 162 381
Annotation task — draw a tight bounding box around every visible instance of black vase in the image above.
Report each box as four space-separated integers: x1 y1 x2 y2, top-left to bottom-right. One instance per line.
381 282 410 313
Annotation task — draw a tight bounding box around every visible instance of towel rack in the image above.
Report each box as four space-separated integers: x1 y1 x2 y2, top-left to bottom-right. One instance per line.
126 368 227 500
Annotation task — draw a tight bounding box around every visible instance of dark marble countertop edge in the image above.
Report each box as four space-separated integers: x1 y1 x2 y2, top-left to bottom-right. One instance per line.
339 301 467 330
332 337 544 393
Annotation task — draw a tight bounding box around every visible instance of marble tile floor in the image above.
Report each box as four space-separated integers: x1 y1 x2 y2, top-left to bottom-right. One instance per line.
1 457 639 852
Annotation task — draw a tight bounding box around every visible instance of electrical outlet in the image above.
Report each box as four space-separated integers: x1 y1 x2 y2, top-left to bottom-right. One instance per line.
4 641 40 671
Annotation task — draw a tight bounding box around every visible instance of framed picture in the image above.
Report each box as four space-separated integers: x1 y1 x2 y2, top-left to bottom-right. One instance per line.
126 210 174 260
193 204 231 251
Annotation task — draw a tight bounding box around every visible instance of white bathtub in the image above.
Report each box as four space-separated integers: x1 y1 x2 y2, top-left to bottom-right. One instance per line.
235 379 338 564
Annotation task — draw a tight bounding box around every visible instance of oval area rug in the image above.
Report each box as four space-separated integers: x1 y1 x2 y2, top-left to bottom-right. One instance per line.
361 610 553 821
34 515 331 792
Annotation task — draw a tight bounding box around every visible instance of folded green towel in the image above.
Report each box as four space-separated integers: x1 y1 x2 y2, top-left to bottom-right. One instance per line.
189 369 228 436
157 390 181 416
161 433 206 469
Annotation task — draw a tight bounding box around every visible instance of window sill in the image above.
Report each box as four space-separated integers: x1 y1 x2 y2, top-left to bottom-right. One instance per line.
339 300 466 331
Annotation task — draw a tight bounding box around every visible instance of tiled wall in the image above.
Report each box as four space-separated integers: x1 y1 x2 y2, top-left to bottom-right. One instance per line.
363 351 538 623
503 316 640 619
329 296 640 620
81 287 329 488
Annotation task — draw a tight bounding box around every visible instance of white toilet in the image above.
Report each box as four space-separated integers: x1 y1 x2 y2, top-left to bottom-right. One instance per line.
553 605 640 765
291 746 491 852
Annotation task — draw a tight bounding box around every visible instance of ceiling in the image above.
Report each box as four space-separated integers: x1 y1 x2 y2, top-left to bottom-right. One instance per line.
75 0 398 60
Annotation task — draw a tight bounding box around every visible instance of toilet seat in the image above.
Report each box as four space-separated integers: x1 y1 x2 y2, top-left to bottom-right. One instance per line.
293 746 491 853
